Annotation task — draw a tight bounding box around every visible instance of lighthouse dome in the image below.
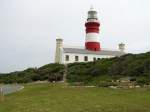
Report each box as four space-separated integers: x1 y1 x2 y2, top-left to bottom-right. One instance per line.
87 6 98 20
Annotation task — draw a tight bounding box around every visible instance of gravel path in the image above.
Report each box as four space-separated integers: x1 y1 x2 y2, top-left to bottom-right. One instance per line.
0 85 24 95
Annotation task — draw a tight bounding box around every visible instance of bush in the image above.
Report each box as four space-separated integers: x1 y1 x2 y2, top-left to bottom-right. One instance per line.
67 52 150 86
1 52 150 85
48 73 63 82
97 81 117 87
136 77 150 86
0 64 64 84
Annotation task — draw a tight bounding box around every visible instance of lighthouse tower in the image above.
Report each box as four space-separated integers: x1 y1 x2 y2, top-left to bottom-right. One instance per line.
85 6 101 51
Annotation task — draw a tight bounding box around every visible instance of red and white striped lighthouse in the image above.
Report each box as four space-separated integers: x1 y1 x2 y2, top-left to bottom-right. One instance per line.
85 6 101 51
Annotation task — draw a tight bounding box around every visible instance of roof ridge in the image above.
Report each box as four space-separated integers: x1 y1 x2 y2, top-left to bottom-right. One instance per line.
63 47 125 56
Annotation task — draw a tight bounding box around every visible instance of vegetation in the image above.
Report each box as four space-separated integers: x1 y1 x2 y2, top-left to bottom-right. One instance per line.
0 52 150 86
0 64 64 84
0 83 150 112
67 52 150 86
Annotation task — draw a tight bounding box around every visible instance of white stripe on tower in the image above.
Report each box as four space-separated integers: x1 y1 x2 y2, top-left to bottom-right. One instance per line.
85 33 100 42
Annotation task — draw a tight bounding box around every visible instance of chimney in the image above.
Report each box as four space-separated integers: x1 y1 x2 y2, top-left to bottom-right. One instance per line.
119 43 125 52
55 38 63 63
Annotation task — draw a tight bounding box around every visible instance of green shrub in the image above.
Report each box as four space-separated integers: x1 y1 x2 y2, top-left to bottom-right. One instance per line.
0 64 64 84
97 81 117 87
136 77 150 86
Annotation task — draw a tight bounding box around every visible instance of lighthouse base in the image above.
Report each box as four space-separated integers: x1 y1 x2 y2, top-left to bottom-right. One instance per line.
85 42 101 51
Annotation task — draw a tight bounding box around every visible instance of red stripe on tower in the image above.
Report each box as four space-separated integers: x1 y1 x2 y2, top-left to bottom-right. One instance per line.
85 42 100 51
85 6 101 51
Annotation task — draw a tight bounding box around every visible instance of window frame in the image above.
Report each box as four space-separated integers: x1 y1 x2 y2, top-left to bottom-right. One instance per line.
65 55 69 61
84 56 88 61
93 57 96 61
97 58 100 60
75 56 79 61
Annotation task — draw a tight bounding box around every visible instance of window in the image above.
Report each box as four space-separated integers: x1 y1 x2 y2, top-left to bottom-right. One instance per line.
84 56 88 61
97 58 100 60
93 57 96 61
75 56 79 61
65 55 69 61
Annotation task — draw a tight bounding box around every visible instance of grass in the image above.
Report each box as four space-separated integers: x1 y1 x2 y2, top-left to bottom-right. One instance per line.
0 83 150 112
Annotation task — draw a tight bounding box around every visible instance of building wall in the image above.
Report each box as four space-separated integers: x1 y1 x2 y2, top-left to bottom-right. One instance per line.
61 52 115 64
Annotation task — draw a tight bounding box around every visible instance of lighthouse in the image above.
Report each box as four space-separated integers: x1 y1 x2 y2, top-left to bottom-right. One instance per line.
85 6 101 51
55 6 125 64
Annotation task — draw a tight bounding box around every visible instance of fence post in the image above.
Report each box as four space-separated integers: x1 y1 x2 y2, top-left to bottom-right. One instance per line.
0 87 2 94
0 87 4 101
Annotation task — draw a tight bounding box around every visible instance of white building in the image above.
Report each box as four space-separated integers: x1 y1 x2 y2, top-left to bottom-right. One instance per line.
55 7 125 64
55 39 125 64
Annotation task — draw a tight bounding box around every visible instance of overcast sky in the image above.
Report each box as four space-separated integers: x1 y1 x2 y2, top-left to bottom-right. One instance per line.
0 0 150 73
